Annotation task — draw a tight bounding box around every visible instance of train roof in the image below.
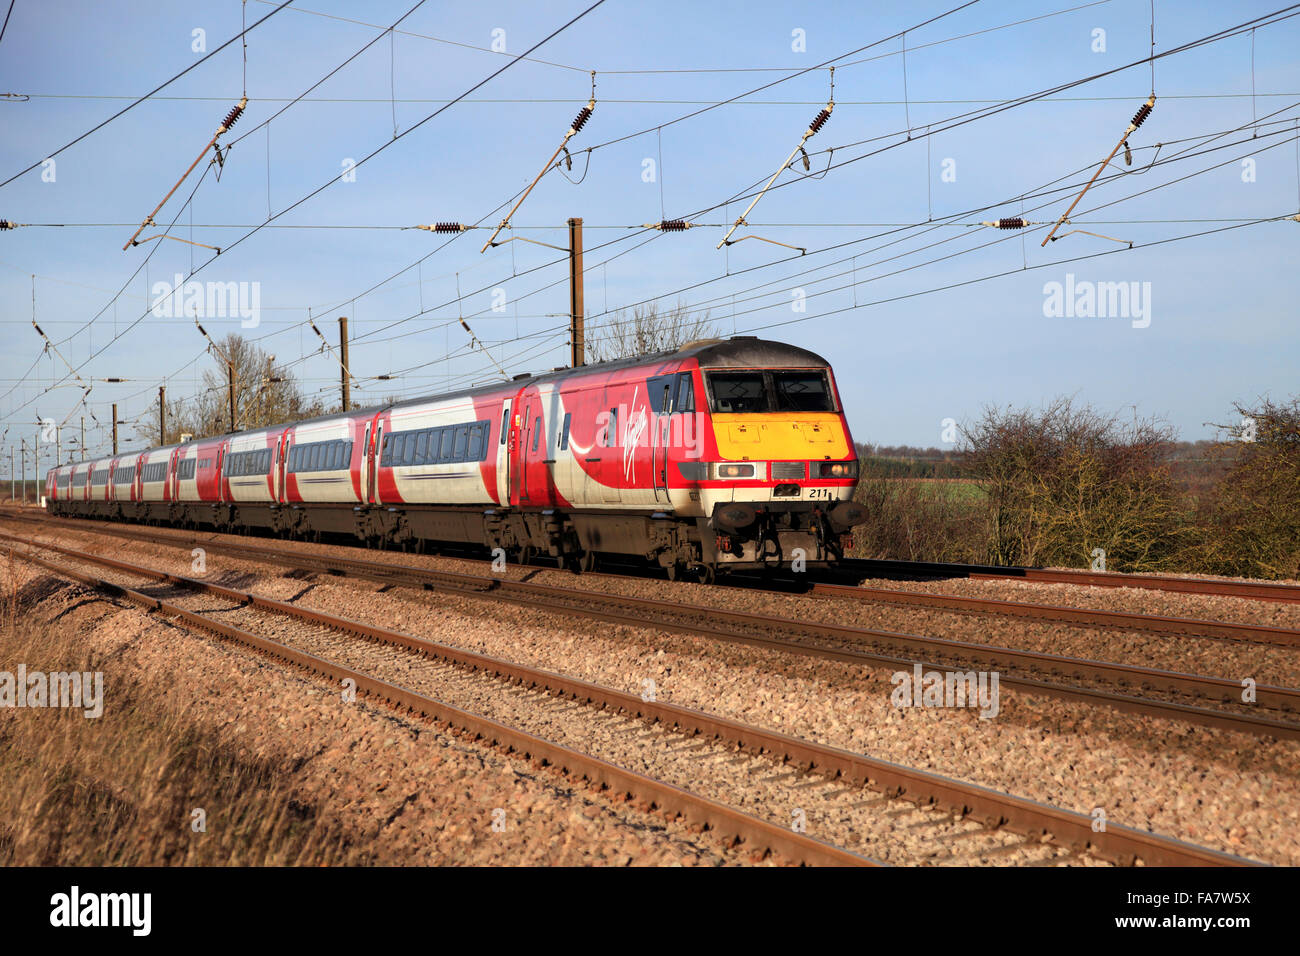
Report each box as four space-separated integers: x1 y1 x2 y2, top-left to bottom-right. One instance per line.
386 336 830 413
106 336 831 458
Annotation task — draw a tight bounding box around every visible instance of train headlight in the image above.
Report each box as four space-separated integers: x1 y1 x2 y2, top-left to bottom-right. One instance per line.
817 461 858 479
708 462 764 480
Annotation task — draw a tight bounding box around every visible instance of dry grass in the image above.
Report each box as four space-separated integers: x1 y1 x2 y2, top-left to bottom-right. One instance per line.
0 581 376 866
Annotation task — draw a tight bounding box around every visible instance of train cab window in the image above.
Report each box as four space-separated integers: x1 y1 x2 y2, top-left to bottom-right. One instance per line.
674 373 695 413
706 372 768 413
772 370 834 412
559 413 571 450
530 418 541 453
648 375 675 414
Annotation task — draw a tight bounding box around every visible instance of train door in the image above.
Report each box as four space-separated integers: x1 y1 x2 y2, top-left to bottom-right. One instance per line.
365 418 384 505
273 435 283 503
508 387 528 506
361 423 371 503
649 375 674 505
278 433 291 504
516 393 535 504
215 446 226 503
496 399 511 505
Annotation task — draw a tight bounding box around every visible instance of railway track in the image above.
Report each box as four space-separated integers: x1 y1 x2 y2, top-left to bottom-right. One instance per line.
807 580 1300 649
6 537 1256 867
835 557 1300 605
5 521 1299 742
9 509 1296 653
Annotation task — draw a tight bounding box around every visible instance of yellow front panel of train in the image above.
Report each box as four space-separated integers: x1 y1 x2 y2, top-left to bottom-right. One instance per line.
712 413 850 460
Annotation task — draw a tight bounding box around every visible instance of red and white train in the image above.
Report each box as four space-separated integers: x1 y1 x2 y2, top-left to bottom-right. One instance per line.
45 337 865 579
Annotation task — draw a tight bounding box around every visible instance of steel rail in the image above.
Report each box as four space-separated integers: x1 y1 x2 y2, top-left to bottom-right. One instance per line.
9 540 1257 867
836 557 1300 605
809 581 1300 649
5 524 1299 740
10 546 872 867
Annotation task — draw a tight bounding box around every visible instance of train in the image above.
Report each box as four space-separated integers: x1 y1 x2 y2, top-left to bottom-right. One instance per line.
43 337 866 580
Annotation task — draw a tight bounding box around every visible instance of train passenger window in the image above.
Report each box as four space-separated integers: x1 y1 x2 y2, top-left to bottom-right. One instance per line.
530 418 541 454
435 428 450 462
466 424 483 462
455 425 470 460
415 431 429 464
771 370 834 412
674 373 695 413
405 434 419 466
559 413 571 450
335 441 346 469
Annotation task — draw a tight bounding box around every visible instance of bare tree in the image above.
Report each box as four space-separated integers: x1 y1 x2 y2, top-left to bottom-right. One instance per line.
584 299 719 363
141 333 324 443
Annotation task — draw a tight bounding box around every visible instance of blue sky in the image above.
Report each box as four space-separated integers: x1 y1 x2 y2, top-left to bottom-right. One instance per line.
2 0 1298 466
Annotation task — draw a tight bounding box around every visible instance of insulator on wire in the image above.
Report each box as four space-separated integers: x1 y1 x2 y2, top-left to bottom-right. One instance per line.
416 222 468 233
800 146 811 172
1124 141 1133 166
646 220 694 231
981 218 1031 230
563 145 573 171
570 105 593 135
220 97 247 133
1130 97 1155 129
808 106 832 135
0 220 17 230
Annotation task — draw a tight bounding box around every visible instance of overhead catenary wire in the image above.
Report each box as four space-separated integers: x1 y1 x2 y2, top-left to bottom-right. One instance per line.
5 1 1294 429
0 2 609 426
0 1 292 190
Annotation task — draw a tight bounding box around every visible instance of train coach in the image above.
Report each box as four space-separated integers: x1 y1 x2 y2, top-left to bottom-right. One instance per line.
46 337 866 579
